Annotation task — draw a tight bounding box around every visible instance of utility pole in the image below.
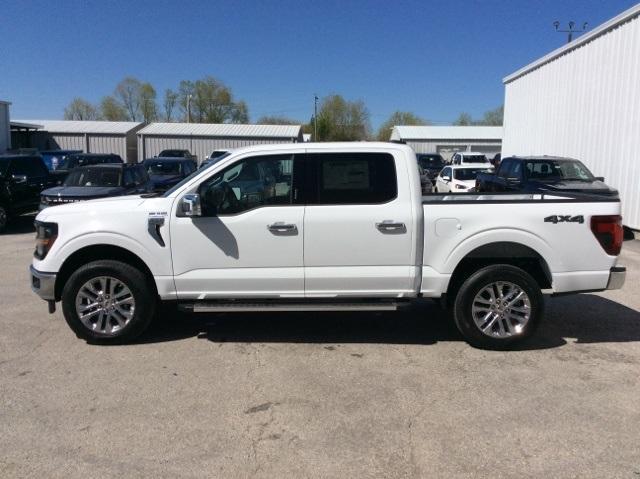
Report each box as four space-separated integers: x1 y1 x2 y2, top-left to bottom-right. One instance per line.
554 21 588 43
187 94 193 123
314 95 319 141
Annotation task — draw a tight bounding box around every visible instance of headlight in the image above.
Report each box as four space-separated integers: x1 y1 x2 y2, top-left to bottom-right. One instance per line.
34 221 58 260
455 184 467 189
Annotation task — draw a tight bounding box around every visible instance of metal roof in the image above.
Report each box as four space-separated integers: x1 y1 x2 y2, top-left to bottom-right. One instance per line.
15 120 143 134
504 3 640 84
390 126 503 141
10 121 43 130
0 100 11 105
137 122 302 138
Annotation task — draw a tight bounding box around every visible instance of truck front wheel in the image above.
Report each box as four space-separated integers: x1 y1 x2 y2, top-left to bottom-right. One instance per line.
61 260 156 344
453 265 543 349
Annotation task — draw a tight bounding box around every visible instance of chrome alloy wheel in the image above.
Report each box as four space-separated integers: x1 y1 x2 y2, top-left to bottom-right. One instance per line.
75 276 135 335
471 281 531 338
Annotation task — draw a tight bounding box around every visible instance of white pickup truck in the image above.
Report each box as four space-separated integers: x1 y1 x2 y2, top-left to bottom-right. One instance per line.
30 143 626 349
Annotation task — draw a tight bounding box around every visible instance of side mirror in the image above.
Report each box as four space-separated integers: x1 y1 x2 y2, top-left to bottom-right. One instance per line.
595 176 605 182
442 175 451 182
181 193 202 217
11 174 27 184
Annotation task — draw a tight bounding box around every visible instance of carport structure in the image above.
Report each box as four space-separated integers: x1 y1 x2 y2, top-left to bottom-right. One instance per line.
136 122 304 163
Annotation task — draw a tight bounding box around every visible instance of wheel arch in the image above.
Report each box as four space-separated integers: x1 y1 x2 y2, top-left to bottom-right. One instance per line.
54 244 157 301
445 241 552 302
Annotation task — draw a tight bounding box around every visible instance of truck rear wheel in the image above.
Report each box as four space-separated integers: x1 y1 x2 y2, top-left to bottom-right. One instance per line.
61 260 156 344
453 265 543 349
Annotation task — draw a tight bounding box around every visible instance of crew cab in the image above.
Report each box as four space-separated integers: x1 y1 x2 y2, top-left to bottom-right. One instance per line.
30 143 626 349
476 156 618 197
0 155 57 233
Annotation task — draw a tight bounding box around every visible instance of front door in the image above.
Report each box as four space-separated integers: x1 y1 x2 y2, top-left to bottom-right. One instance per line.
303 151 416 297
170 153 305 299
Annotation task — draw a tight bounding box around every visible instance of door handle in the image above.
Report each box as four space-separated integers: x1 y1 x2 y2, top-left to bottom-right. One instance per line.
267 222 297 234
375 220 406 232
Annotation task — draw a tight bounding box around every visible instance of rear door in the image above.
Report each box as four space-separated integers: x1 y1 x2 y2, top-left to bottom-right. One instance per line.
303 151 416 297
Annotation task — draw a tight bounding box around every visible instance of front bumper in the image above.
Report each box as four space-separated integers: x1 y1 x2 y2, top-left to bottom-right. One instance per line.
30 265 57 301
606 266 626 290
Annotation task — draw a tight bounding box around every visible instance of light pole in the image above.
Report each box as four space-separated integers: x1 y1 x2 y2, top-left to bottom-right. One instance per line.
554 21 588 43
314 95 319 141
187 94 193 123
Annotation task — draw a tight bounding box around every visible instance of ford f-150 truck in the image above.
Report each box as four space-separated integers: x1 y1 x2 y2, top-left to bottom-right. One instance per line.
30 143 626 349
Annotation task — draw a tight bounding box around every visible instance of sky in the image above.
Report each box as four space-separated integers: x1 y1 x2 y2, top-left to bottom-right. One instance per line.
1 0 637 129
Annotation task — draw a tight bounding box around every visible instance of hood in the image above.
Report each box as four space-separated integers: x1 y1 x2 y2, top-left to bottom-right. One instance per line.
41 185 126 198
533 179 618 196
36 195 149 220
149 174 183 186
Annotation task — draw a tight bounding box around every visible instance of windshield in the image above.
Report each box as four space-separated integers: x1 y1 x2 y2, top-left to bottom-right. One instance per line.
417 155 444 169
462 155 489 164
159 150 185 157
454 168 492 181
0 158 9 177
144 160 182 176
525 160 595 181
64 168 122 187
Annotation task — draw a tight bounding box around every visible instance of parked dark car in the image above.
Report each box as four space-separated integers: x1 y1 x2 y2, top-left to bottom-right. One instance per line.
199 151 232 169
54 153 123 181
416 153 445 184
0 155 58 233
39 164 153 209
157 149 197 162
39 150 82 171
142 157 197 192
476 156 618 197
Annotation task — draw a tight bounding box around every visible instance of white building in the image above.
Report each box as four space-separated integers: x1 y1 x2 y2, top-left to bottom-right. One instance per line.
0 101 10 153
502 3 640 229
390 126 503 162
15 120 144 162
137 122 304 162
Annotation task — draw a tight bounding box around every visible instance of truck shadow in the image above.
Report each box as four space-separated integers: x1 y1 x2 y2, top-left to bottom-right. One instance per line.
138 294 640 350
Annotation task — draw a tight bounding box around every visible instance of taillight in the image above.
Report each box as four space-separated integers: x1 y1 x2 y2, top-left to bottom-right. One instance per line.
590 215 623 256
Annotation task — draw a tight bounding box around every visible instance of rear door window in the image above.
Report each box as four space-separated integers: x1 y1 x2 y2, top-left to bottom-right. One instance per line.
307 153 397 205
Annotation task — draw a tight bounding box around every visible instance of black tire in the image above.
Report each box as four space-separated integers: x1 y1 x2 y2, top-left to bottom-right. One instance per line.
61 260 157 344
0 205 7 233
453 264 543 350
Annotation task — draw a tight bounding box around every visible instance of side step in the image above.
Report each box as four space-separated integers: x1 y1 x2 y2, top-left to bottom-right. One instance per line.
179 301 401 313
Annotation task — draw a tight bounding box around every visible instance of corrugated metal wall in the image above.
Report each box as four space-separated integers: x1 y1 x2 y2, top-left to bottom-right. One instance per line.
138 135 299 163
87 135 128 160
0 103 10 153
502 12 640 228
406 140 502 156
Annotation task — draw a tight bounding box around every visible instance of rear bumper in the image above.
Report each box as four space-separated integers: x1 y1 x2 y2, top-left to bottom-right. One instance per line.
30 265 57 301
606 266 626 290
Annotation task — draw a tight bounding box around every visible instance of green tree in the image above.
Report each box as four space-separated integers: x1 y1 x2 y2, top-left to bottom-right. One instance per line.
115 77 143 121
453 112 473 126
177 76 247 123
480 105 504 126
163 89 179 122
100 96 128 121
256 115 300 125
315 94 371 141
376 111 428 140
140 82 158 122
63 97 100 120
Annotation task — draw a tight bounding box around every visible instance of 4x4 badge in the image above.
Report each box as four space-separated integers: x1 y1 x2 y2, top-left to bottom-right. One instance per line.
544 215 584 224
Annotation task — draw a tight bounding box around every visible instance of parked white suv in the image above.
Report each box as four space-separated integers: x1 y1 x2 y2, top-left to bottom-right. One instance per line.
435 164 494 193
30 143 626 349
451 152 491 166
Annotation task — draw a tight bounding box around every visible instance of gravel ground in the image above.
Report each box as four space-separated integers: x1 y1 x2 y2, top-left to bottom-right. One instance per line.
1 215 639 478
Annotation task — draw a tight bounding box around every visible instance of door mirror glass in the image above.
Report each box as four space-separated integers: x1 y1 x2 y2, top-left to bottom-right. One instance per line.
11 174 27 184
181 193 202 217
